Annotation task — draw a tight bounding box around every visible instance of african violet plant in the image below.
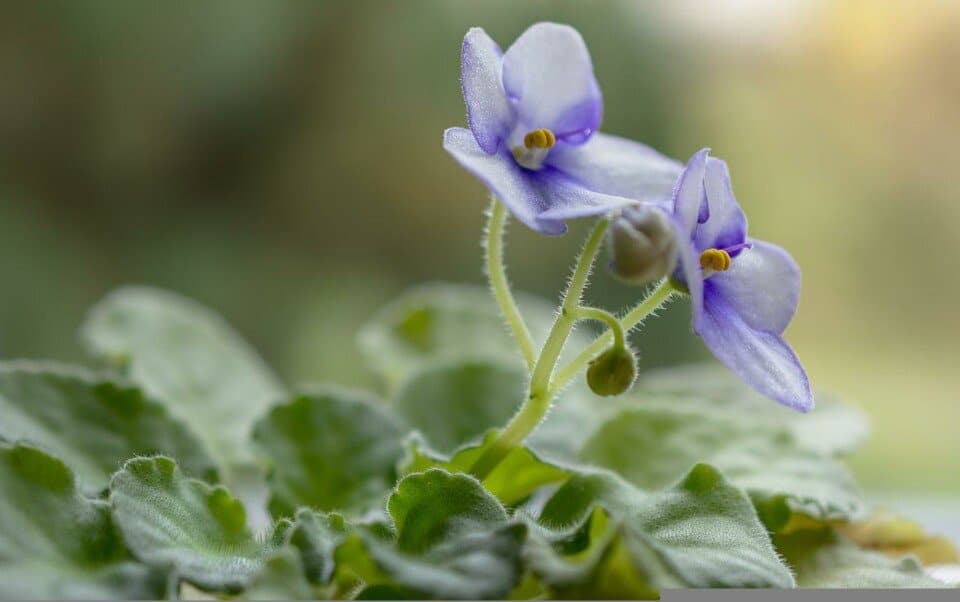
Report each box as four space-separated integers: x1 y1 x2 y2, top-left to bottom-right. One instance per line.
0 21 955 601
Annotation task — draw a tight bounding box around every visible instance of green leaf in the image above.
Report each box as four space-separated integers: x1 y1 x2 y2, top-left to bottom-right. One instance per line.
775 528 945 588
393 360 525 454
535 464 795 592
242 549 316 600
579 405 863 528
337 469 526 599
636 365 870 456
109 456 269 592
0 441 169 599
82 286 283 469
282 509 348 585
252 388 404 518
358 284 550 390
401 431 571 506
0 361 218 492
358 284 594 390
390 469 508 553
524 510 664 600
392 356 608 467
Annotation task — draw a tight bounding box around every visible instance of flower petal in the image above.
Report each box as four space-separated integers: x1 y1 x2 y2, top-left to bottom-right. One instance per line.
694 157 748 252
546 132 682 202
534 169 639 223
673 224 705 324
501 23 602 143
672 148 710 237
706 240 800 334
443 127 566 234
461 28 514 154
697 283 813 412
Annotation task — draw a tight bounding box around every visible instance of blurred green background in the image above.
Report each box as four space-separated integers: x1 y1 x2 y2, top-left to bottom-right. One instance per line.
1 1 957 495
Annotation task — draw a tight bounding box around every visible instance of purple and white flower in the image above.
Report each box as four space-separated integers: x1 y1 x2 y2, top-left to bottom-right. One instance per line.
669 148 814 412
444 22 680 234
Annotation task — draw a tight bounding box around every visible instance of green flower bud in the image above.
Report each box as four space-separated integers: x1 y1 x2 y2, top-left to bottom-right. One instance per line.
607 205 678 285
586 345 637 397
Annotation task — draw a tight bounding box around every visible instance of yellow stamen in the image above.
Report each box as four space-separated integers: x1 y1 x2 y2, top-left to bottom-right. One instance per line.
523 128 556 149
700 248 731 272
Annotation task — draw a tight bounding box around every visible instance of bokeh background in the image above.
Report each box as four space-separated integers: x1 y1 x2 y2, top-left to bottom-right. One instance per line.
1 1 958 500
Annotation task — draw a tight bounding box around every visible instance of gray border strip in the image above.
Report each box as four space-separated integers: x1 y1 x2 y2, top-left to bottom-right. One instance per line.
663 589 958 601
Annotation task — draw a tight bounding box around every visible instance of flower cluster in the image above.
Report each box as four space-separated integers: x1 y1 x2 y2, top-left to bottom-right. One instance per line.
445 22 812 412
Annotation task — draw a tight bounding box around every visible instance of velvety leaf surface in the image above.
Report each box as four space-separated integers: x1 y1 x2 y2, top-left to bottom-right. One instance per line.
0 442 169 600
252 389 404 518
241 549 315 600
337 469 526 599
636 365 870 456
109 456 268 592
393 360 525 454
401 431 571 506
537 464 795 591
282 509 348 584
525 509 668 600
580 406 863 527
0 361 218 492
358 283 593 388
358 284 554 390
82 286 283 468
775 528 945 588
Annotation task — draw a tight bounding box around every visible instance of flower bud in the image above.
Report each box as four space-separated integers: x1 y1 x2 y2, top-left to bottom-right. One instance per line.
607 205 678 285
586 345 637 397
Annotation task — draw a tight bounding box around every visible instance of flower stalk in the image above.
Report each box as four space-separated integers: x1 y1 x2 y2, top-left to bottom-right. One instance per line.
470 217 610 480
485 198 537 371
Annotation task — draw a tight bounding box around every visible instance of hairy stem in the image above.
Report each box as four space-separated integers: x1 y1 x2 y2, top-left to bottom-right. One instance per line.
470 217 610 480
574 306 626 350
485 198 537 372
550 278 676 396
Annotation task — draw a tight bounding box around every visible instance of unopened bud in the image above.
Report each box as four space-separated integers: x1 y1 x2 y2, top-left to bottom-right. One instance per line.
586 345 637 397
607 205 678 285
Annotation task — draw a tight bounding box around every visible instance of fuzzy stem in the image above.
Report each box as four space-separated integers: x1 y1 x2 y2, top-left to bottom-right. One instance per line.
550 278 676 396
574 306 626 351
470 217 610 480
485 198 537 372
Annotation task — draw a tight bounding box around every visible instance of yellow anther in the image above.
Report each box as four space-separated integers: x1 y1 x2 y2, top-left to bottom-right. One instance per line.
700 248 731 272
523 128 556 149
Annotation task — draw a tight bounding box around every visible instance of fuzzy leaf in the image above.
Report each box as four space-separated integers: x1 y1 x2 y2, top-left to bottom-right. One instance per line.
109 456 269 592
636 365 869 456
535 464 795 593
242 549 315 600
82 286 283 469
358 284 592 390
358 284 552 390
401 431 571 506
0 361 217 492
0 442 169 599
579 406 863 528
282 509 348 585
393 361 525 454
337 469 526 599
252 389 404 518
775 528 945 588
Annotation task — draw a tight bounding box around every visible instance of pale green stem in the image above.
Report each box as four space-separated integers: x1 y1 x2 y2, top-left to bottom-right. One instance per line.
550 278 676 397
486 198 537 372
574 306 625 351
470 217 610 480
